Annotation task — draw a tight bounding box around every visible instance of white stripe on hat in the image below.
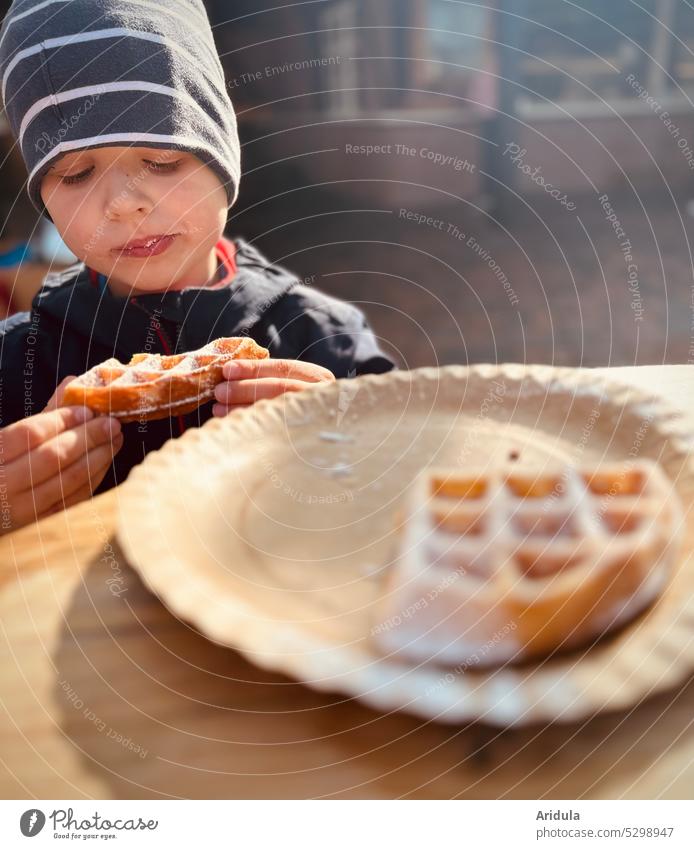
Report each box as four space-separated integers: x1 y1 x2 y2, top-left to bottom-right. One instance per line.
29 130 239 190
0 0 241 213
1 0 70 32
19 80 234 155
0 0 212 59
3 27 226 105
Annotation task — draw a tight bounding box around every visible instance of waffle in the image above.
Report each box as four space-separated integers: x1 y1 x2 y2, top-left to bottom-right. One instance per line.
373 458 683 667
61 337 269 422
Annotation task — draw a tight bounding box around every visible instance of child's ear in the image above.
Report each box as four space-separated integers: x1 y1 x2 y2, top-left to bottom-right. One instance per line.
38 181 55 223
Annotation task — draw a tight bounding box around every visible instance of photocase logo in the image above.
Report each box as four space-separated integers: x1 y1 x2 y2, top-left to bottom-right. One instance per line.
20 809 46 837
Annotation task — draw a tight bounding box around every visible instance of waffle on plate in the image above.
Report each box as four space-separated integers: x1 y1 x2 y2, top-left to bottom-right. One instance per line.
374 458 683 667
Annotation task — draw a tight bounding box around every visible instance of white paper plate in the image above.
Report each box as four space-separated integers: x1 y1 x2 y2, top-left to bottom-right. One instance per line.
116 364 694 727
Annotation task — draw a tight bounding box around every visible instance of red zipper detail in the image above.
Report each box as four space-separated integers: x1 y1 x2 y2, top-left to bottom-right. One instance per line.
208 237 237 289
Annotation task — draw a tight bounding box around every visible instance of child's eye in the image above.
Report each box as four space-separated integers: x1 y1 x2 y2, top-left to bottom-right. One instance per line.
60 159 181 185
145 159 181 173
62 166 93 185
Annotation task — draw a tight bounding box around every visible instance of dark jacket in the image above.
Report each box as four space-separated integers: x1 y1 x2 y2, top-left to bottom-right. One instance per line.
0 237 395 492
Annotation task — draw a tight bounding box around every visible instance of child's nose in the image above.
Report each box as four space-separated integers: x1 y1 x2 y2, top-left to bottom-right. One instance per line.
104 174 153 218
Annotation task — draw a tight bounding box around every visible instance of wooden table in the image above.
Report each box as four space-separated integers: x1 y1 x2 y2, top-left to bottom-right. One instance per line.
3 365 694 800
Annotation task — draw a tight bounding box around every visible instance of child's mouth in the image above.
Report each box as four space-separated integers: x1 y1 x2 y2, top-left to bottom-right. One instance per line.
113 234 178 259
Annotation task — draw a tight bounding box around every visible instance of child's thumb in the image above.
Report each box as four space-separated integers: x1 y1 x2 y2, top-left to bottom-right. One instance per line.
43 375 78 412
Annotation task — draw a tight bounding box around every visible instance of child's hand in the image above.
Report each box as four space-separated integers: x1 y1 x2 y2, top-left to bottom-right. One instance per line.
0 376 124 533
212 359 335 416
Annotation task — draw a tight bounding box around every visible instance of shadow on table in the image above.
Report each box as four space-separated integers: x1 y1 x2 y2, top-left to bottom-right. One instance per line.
52 538 694 799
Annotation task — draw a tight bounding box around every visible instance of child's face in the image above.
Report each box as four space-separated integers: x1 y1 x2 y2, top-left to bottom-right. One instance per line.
40 146 229 296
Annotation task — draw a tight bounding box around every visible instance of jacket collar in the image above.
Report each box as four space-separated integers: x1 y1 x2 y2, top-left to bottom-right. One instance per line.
33 237 299 357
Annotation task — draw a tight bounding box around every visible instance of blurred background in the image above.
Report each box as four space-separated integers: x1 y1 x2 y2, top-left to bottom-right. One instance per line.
2 0 694 368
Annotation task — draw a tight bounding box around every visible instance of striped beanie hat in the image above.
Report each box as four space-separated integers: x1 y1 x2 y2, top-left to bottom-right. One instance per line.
0 0 241 217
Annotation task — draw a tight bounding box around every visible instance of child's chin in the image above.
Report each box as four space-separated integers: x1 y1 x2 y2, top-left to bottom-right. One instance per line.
116 263 177 287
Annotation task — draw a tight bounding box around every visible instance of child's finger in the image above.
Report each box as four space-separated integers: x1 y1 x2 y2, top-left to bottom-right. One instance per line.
0 405 95 466
43 375 79 412
214 377 310 406
37 437 123 508
8 436 122 528
222 358 334 383
43 482 94 518
7 416 122 491
44 444 119 516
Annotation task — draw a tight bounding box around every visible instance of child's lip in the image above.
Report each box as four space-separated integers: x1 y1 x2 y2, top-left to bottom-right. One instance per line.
113 233 176 251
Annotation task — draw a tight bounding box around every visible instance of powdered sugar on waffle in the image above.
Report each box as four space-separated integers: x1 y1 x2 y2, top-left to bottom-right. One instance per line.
62 336 269 420
373 458 683 667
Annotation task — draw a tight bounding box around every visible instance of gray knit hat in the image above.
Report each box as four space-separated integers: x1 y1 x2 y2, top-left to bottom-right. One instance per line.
0 0 241 217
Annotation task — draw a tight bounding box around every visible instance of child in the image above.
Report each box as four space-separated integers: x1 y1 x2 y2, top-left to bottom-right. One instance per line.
0 0 395 525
